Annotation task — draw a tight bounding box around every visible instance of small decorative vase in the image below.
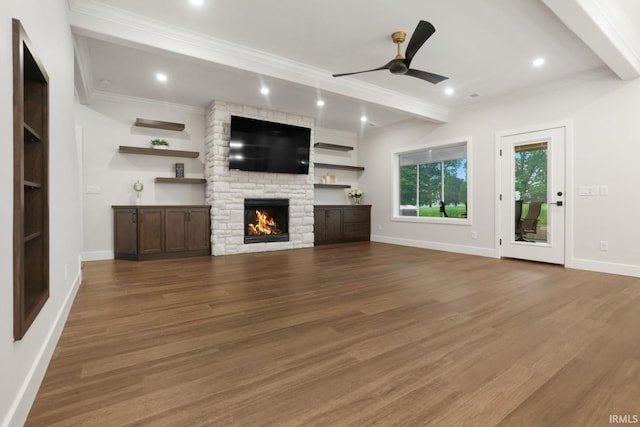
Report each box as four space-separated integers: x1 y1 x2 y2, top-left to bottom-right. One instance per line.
352 197 361 205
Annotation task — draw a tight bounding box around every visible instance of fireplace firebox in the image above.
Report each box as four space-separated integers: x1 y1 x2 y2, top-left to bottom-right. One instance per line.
244 199 289 244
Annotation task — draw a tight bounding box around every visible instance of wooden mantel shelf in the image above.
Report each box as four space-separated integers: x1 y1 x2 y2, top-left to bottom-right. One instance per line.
119 145 199 158
134 118 185 132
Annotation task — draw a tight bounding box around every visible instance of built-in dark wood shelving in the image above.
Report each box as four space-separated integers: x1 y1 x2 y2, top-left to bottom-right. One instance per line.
155 177 206 184
134 118 185 132
314 183 351 189
13 18 50 340
314 162 365 171
314 142 354 151
119 145 199 158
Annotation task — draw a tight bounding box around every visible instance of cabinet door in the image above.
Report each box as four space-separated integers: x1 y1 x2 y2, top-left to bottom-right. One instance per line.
188 207 211 251
139 208 164 254
165 208 188 252
314 208 342 242
113 208 138 255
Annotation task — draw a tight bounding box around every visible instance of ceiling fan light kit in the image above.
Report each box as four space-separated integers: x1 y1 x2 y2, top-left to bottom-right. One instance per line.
332 20 449 84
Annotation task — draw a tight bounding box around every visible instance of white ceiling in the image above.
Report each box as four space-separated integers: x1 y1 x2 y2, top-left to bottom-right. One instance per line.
70 0 640 133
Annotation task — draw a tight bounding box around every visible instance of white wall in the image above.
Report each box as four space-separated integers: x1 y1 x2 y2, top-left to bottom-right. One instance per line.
313 127 362 205
1 1 83 426
75 93 206 260
360 71 640 276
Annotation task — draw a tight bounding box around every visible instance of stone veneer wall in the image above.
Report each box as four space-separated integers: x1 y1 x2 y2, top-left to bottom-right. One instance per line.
205 100 315 255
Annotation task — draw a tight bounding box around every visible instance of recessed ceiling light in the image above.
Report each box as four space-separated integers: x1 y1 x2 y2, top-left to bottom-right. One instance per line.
316 100 325 107
444 87 454 95
190 0 204 5
360 115 368 123
260 87 270 95
533 57 545 67
99 79 111 85
156 73 168 82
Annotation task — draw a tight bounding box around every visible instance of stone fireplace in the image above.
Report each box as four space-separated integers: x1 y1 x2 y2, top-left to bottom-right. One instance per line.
205 100 315 255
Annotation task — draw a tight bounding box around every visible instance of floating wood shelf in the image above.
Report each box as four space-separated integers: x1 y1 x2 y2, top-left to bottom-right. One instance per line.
24 231 42 243
24 180 42 189
119 145 199 158
314 162 365 171
134 118 185 132
314 184 351 189
314 142 354 151
24 124 41 142
155 177 206 184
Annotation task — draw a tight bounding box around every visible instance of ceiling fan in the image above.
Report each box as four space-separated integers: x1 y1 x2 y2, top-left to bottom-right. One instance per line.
332 20 448 84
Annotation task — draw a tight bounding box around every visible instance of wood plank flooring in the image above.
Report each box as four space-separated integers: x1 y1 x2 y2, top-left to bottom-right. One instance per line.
26 242 640 426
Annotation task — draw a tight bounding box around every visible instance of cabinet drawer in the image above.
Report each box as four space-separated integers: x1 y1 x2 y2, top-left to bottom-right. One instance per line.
343 208 369 223
343 222 370 239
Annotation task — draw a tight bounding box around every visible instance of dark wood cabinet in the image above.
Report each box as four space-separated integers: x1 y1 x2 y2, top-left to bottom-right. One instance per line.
13 19 50 340
314 205 371 245
113 206 211 260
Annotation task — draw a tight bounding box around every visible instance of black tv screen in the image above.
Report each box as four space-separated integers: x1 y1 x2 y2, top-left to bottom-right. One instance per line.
228 115 311 174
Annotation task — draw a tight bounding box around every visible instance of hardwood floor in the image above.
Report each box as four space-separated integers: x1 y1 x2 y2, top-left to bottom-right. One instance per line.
27 242 640 426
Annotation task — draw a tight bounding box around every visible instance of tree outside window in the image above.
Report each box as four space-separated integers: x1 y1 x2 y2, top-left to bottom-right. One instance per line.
398 142 468 218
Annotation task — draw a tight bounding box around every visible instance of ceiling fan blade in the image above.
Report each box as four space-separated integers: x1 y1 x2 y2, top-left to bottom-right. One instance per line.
403 20 436 68
332 61 392 78
405 69 449 84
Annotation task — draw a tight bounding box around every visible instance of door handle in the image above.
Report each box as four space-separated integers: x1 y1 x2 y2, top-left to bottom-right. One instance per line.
549 201 563 206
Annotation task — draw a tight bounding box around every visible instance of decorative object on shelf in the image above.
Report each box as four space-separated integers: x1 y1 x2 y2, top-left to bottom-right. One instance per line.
133 180 144 205
348 188 364 205
324 173 337 184
151 139 169 149
175 163 185 178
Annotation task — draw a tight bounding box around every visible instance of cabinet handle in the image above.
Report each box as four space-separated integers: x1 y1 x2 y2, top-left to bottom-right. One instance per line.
132 212 137 223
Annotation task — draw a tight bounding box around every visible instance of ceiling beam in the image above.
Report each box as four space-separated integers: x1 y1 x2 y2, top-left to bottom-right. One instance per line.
68 0 449 123
543 0 640 80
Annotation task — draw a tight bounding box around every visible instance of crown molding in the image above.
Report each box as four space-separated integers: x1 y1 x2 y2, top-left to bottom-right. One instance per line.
68 0 449 123
90 90 206 114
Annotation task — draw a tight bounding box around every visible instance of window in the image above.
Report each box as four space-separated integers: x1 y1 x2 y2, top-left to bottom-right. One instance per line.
393 140 469 221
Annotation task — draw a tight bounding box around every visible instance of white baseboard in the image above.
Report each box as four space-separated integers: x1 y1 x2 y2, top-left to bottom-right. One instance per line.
568 258 640 278
82 250 113 261
3 270 82 427
370 235 640 278
370 234 499 258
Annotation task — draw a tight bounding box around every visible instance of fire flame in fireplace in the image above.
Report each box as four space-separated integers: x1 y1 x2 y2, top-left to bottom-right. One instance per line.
248 210 282 236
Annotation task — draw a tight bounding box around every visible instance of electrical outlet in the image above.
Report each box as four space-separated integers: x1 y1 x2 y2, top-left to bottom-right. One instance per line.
599 241 609 251
471 231 478 240
377 224 382 231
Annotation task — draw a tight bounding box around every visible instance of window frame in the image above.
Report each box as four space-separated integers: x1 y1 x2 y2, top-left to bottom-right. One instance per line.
391 136 472 225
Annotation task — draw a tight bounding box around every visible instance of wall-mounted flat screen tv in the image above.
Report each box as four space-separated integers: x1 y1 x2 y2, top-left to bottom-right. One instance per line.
228 115 311 174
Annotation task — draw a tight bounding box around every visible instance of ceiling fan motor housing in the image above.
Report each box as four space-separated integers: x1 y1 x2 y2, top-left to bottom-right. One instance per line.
389 59 408 75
